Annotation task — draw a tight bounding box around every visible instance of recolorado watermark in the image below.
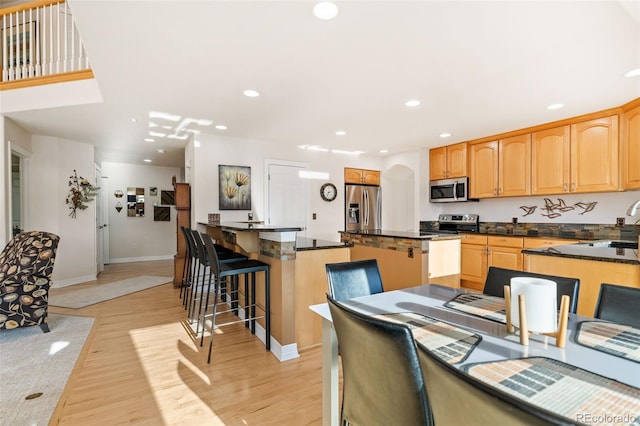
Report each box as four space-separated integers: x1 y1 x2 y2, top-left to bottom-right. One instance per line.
576 413 638 424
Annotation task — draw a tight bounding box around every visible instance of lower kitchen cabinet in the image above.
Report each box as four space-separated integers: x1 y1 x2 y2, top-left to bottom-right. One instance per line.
461 235 525 290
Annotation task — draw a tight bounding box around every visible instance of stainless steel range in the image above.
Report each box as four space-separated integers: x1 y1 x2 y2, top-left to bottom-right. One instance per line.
437 214 479 234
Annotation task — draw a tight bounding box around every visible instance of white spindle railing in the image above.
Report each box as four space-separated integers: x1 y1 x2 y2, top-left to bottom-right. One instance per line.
1 0 90 82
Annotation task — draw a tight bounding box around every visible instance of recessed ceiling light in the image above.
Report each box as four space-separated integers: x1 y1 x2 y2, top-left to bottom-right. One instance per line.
215 124 228 130
144 138 155 142
149 131 167 137
547 103 564 110
440 133 452 138
379 149 388 154
143 159 152 163
405 99 421 107
243 89 260 97
130 118 137 123
157 149 165 154
335 130 346 136
313 2 339 20
625 68 640 77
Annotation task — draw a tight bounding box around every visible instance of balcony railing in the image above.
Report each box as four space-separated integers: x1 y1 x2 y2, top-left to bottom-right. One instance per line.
0 0 93 90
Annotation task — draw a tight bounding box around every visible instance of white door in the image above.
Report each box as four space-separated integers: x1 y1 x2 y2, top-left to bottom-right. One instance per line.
267 162 308 239
95 166 109 273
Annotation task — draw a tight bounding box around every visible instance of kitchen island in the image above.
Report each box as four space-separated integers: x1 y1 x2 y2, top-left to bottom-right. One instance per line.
524 241 639 316
200 222 352 357
339 230 463 290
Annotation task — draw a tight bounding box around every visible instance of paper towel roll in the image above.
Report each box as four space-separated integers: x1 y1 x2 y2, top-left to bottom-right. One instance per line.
510 277 558 333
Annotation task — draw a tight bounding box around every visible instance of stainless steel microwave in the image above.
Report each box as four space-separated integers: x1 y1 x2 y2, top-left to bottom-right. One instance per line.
429 177 470 203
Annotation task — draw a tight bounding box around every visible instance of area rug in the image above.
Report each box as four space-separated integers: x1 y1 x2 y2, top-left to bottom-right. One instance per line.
0 314 95 426
49 275 172 308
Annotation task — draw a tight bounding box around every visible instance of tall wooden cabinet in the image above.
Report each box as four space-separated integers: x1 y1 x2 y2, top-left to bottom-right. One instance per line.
570 116 619 193
531 126 571 194
429 142 467 180
173 182 191 288
621 105 640 190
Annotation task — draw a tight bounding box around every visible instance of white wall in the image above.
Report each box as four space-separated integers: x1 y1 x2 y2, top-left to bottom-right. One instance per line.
189 133 382 242
102 162 181 263
31 135 96 286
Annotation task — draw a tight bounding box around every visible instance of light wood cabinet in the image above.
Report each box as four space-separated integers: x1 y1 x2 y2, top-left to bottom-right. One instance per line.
429 142 467 180
487 236 524 272
531 116 619 194
173 182 191 288
460 234 488 291
532 126 571 194
344 167 380 185
469 135 530 198
570 116 619 193
523 237 578 249
621 105 640 189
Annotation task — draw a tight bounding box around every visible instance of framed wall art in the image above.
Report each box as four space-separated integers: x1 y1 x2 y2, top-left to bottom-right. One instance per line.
219 165 251 210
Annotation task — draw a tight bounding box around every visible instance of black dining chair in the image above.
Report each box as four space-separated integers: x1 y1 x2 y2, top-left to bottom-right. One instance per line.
594 283 640 328
483 267 580 314
325 259 384 301
327 295 433 426
416 343 565 425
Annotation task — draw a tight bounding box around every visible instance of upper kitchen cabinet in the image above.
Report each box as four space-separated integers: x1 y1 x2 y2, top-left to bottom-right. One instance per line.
469 135 530 198
344 168 380 185
532 116 619 194
570 116 619 193
429 142 467 180
532 126 571 194
621 104 640 190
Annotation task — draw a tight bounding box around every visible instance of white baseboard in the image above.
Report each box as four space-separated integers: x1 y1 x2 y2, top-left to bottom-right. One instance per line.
236 306 300 362
109 254 174 264
53 273 97 288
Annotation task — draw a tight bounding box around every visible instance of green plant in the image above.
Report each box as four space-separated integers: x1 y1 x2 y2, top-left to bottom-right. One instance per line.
65 170 99 218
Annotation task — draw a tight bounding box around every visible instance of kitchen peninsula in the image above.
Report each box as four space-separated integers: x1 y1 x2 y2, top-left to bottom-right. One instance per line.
339 230 463 289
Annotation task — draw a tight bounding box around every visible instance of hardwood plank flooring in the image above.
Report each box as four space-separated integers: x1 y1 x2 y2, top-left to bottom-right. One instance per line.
49 261 323 425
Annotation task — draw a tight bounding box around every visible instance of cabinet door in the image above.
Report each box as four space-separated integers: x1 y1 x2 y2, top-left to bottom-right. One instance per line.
447 142 468 178
429 146 448 180
570 116 619 193
621 105 640 190
461 243 487 290
344 168 363 184
499 134 531 197
523 237 577 249
488 246 523 271
469 141 499 198
362 169 381 185
531 126 570 195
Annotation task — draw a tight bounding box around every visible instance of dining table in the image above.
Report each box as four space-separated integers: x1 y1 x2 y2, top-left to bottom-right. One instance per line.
309 284 640 426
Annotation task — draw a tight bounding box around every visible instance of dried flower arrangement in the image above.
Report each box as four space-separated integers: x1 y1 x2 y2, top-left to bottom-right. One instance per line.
65 170 99 218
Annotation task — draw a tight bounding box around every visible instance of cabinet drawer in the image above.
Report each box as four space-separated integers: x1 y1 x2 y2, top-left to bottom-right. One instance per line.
523 237 577 249
487 235 523 248
461 234 488 245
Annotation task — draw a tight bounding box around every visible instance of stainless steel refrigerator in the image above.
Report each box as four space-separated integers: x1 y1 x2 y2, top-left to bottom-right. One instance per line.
345 184 382 231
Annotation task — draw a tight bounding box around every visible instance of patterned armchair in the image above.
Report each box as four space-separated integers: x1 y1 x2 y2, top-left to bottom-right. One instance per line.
0 231 60 332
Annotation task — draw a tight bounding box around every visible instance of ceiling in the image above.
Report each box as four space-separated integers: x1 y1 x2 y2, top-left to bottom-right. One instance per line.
3 0 640 168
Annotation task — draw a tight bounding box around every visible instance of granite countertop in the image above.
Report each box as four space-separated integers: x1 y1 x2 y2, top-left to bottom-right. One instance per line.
523 242 639 265
340 229 463 241
296 237 352 251
200 221 302 232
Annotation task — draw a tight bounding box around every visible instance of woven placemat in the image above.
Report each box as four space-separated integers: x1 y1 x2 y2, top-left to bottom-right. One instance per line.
377 312 481 364
444 293 507 324
465 357 640 425
575 321 640 363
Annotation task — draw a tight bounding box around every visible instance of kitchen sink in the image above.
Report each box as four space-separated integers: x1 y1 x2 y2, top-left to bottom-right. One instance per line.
588 240 638 249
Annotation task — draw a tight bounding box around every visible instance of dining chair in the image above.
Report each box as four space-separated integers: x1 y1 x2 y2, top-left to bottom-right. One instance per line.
327 295 434 426
594 283 640 328
416 344 565 425
483 267 580 314
325 259 384 301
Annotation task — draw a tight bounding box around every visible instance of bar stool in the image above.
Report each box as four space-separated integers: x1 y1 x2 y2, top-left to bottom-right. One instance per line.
188 229 247 334
200 232 270 363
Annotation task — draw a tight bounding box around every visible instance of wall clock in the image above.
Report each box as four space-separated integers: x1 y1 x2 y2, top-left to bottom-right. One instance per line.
320 183 337 202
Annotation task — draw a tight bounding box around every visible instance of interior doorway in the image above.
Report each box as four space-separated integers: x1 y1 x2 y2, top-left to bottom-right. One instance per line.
265 160 309 239
9 147 30 237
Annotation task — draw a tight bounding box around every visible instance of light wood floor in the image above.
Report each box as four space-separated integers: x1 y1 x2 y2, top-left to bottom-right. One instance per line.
49 260 323 425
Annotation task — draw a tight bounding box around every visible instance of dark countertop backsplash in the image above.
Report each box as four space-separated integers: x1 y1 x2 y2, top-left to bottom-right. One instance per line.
420 221 640 241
